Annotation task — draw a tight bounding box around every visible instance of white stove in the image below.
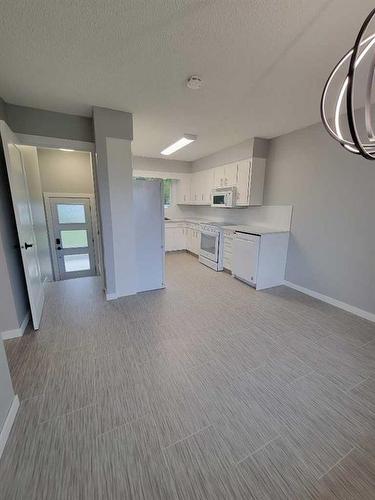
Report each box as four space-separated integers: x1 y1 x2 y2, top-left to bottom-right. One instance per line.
199 222 232 271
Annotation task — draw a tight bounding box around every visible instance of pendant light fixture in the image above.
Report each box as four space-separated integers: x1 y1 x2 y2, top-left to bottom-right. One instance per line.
321 8 375 159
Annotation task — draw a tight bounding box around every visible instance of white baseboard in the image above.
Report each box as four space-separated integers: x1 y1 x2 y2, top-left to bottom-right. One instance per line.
106 292 118 301
1 312 30 340
284 280 375 323
0 395 19 460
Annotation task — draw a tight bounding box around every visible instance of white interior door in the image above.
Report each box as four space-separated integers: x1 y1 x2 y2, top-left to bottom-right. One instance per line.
48 197 97 280
0 121 45 329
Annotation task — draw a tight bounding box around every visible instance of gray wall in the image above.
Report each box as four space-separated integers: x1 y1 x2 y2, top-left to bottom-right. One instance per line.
93 106 134 297
37 148 94 194
193 139 254 172
21 146 53 281
192 138 269 173
264 121 375 315
133 156 192 174
6 104 93 142
0 98 7 121
0 339 14 433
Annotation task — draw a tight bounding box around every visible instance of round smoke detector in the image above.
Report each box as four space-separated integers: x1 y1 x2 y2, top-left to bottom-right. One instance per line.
186 75 203 90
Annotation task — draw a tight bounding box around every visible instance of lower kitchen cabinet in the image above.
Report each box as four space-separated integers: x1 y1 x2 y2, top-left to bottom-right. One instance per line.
223 230 234 271
165 223 186 251
165 222 200 255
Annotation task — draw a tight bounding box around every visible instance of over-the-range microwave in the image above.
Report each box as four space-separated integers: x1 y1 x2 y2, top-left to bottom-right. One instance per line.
211 187 236 208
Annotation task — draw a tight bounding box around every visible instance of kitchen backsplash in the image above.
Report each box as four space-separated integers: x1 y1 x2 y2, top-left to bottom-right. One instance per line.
165 204 293 231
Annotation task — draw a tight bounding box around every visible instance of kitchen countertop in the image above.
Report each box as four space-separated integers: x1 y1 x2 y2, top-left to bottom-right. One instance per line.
223 224 289 235
164 219 289 235
165 217 211 224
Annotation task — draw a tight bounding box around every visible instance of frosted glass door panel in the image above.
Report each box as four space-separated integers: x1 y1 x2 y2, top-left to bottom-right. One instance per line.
61 230 88 249
64 254 90 272
57 204 86 224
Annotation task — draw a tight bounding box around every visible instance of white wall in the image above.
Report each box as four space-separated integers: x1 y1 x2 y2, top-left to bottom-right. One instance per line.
21 146 53 281
37 148 94 194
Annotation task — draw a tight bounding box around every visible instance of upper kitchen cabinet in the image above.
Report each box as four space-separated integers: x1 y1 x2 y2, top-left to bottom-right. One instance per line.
236 158 265 206
213 162 237 188
190 169 212 205
176 174 191 204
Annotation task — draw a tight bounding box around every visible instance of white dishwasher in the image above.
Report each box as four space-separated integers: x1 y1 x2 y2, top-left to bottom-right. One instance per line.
232 232 260 286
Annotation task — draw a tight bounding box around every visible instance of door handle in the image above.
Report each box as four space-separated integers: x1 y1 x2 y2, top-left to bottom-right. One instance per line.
24 242 33 250
57 246 62 250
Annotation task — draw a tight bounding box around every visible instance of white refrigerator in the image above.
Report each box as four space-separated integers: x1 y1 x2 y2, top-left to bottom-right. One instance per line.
133 179 165 292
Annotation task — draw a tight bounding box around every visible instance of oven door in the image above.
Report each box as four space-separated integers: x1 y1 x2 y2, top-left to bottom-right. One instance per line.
200 231 219 262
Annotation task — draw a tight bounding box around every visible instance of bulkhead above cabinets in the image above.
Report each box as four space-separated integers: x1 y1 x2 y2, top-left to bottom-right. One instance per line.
176 158 266 207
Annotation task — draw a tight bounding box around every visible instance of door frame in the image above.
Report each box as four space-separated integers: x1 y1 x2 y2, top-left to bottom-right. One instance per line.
43 192 100 280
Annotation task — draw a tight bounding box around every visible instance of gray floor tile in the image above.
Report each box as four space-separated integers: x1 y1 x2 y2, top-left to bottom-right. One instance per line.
2 253 375 499
236 436 319 499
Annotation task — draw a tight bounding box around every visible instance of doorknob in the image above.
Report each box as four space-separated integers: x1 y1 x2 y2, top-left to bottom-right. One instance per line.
24 242 33 249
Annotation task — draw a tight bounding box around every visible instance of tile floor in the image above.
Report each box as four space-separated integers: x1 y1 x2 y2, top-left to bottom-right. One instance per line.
1 252 375 499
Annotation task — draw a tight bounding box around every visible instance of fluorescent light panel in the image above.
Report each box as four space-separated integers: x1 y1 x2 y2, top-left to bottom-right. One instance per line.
59 148 74 152
161 134 197 155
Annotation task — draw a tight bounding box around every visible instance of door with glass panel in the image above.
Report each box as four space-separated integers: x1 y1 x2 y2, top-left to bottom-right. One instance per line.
49 197 96 280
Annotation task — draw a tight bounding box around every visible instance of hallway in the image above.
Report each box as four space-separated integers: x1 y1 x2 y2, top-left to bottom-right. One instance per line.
1 253 375 499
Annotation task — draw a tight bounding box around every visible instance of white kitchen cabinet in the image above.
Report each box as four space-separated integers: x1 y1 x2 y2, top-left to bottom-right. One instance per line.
224 163 237 187
173 157 265 207
213 165 225 188
192 228 201 254
190 174 199 203
202 169 214 204
185 226 192 251
248 158 266 206
236 159 265 206
213 163 237 188
190 171 212 205
165 223 186 251
176 175 191 204
236 160 251 206
165 225 175 251
185 223 201 254
223 230 234 271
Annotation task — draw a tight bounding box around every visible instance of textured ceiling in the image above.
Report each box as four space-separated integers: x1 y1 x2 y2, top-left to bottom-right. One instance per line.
0 0 374 160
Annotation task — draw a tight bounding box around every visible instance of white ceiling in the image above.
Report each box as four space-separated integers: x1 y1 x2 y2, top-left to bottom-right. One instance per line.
0 0 374 160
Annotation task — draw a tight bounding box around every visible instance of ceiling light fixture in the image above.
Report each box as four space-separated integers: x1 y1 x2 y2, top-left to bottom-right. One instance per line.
161 134 197 155
321 8 375 160
59 148 74 152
